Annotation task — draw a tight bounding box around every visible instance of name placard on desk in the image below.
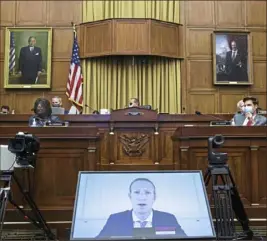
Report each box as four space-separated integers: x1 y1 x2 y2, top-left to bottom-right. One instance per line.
44 122 69 127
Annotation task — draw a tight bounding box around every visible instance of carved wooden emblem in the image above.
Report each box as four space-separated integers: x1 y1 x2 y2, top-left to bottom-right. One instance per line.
119 134 149 157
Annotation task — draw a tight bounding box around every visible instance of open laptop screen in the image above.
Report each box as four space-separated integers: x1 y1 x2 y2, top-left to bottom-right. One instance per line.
70 171 215 240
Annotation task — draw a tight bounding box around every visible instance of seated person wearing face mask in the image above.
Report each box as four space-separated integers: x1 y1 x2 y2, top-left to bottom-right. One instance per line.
231 96 266 126
51 96 69 114
0 105 10 114
29 98 62 127
129 98 140 108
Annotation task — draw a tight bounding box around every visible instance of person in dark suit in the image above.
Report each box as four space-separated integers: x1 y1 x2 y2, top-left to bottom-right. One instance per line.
225 41 248 82
97 178 187 238
18 36 42 84
29 98 61 127
231 96 266 126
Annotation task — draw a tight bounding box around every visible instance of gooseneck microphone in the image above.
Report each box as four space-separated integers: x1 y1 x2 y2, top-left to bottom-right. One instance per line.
84 104 97 113
195 110 226 121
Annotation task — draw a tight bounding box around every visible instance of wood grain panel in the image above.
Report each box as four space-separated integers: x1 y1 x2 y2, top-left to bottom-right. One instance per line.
16 1 47 26
249 93 267 110
182 1 266 114
0 28 5 60
83 21 112 56
35 150 86 206
51 61 70 90
186 1 214 26
220 93 247 113
52 28 73 59
257 148 267 204
159 131 174 164
188 60 213 89
246 1 267 27
14 93 44 114
0 93 14 109
251 31 267 59
187 29 212 57
150 22 179 57
216 1 244 27
47 1 82 26
115 21 149 54
252 61 267 91
0 1 15 26
188 149 251 204
188 93 216 113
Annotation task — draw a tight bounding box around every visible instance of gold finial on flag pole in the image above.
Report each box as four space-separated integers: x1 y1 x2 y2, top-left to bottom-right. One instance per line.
71 22 77 37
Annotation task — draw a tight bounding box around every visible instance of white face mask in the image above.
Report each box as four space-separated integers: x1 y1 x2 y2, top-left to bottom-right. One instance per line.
244 106 253 113
241 106 245 112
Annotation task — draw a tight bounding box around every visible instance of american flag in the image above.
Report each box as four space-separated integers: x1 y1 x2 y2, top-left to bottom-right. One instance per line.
9 32 15 72
66 32 83 112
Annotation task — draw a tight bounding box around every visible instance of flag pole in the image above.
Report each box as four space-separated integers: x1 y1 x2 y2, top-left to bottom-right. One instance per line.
71 22 77 37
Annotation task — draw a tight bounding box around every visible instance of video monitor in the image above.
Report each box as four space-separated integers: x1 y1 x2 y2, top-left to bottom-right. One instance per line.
70 171 216 240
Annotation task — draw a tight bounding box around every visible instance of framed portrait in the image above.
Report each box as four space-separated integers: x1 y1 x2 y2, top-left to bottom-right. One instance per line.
213 31 253 85
4 27 52 89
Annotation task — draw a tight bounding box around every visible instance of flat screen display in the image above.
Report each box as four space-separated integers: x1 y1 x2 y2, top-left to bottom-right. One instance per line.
70 171 215 240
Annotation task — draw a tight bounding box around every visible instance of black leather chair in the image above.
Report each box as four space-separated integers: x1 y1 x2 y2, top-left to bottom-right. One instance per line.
141 105 152 110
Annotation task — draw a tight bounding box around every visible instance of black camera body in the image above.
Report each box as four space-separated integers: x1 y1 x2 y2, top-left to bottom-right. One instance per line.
208 135 228 165
8 132 40 166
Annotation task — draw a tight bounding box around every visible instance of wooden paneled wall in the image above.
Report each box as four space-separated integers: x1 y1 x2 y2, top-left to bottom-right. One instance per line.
1 1 266 114
0 1 82 113
180 1 267 114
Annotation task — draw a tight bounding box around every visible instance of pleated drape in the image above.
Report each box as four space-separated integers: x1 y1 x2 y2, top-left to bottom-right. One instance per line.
82 0 181 113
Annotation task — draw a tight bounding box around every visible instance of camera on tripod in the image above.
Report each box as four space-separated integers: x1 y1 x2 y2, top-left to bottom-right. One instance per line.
208 134 228 165
7 132 40 167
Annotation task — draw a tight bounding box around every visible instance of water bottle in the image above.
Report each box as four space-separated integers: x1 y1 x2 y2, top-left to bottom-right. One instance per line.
31 117 37 127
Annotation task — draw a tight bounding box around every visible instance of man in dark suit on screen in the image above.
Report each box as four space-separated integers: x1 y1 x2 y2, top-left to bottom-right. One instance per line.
97 178 187 238
18 36 42 84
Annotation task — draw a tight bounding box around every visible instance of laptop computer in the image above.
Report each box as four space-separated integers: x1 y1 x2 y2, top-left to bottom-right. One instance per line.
51 107 65 115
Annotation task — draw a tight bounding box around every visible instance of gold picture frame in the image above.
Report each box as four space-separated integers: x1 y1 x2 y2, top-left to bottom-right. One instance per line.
213 31 253 85
4 27 52 89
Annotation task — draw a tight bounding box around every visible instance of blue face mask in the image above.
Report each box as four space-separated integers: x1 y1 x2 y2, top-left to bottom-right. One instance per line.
244 106 253 113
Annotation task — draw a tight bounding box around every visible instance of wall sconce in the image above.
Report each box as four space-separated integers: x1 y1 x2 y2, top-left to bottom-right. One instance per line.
154 124 159 135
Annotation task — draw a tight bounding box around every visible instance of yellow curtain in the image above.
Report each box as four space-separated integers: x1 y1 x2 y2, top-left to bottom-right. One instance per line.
82 0 180 23
82 0 181 113
83 56 180 113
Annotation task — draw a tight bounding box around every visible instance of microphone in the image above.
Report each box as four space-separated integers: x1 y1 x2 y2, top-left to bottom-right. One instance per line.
195 111 232 126
84 104 97 113
195 110 226 121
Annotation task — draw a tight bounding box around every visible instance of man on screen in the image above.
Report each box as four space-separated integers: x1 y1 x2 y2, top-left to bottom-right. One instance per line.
97 178 187 238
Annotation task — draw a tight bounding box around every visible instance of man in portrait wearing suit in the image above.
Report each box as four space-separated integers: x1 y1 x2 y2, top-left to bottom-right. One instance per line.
231 96 266 126
18 36 42 84
225 40 248 82
97 178 187 238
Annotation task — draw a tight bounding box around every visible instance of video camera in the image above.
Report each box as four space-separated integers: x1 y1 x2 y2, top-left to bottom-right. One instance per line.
208 134 228 165
8 132 40 167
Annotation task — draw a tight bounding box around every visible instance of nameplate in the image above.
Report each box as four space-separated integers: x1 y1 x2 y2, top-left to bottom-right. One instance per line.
45 122 69 127
210 121 231 126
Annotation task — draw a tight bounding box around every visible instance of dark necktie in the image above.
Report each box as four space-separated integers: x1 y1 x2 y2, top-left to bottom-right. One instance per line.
139 221 148 228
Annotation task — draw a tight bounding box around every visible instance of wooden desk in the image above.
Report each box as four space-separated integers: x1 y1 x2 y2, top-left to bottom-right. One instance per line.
0 127 99 223
173 126 267 219
0 112 266 238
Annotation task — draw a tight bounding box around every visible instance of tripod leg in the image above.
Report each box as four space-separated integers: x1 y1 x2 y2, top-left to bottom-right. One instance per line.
204 169 211 186
226 169 253 238
0 188 10 240
12 174 56 240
